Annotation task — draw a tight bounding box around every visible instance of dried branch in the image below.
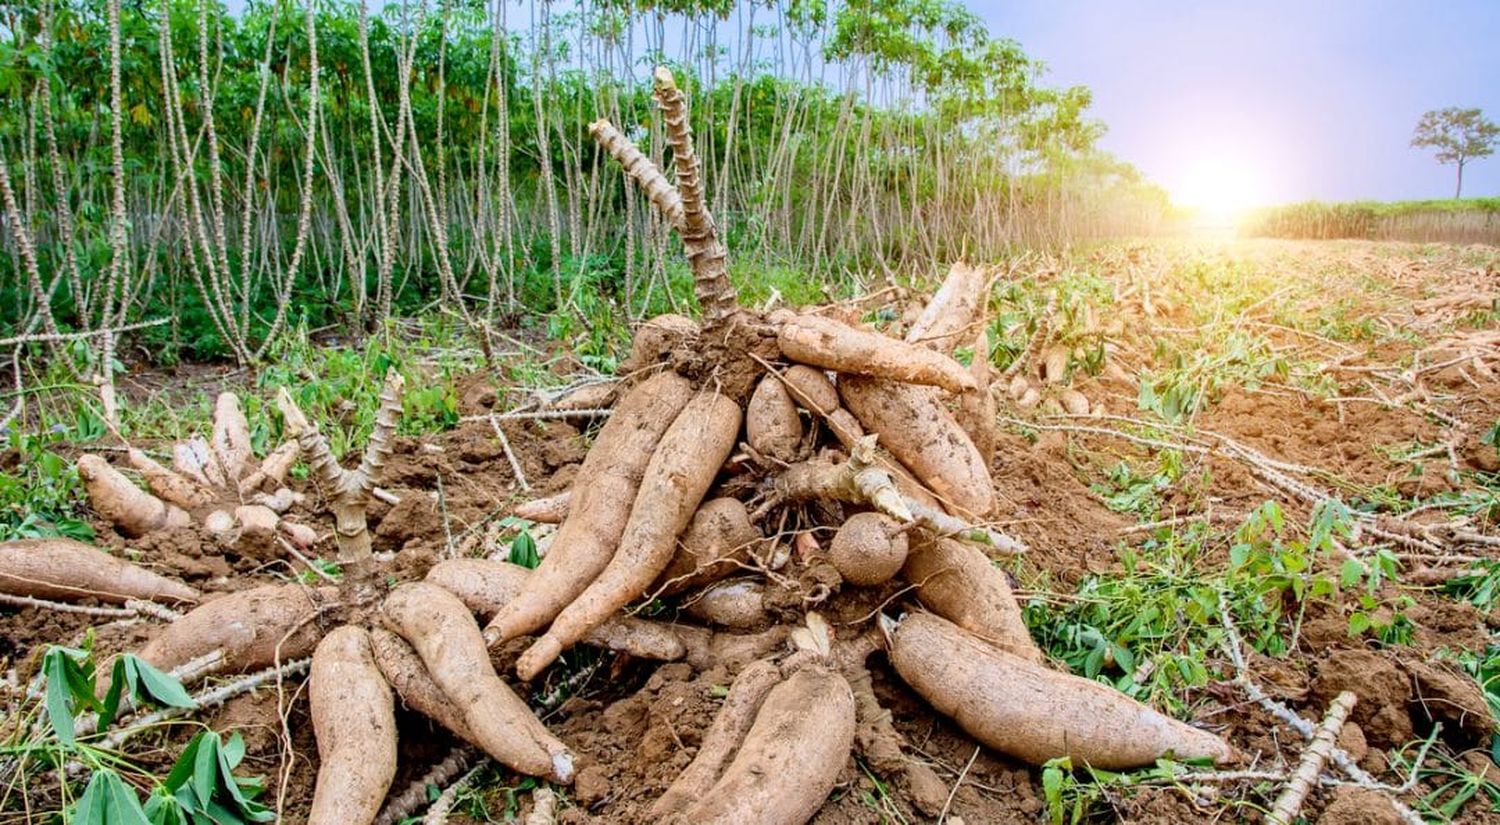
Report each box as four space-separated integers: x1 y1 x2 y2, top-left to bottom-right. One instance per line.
1265 691 1357 825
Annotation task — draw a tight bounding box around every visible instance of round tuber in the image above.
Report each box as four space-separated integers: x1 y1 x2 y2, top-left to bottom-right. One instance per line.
829 512 908 585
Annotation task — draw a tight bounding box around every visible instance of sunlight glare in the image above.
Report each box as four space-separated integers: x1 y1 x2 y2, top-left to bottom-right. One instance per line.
1169 155 1267 228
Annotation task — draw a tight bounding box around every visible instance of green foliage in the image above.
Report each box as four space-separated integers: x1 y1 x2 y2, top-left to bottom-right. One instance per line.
1137 330 1294 424
41 641 194 746
508 528 540 569
1089 458 1178 519
145 731 275 824
68 733 273 825
1411 107 1499 197
0 412 98 541
255 321 466 457
0 0 1167 362
1441 561 1500 613
75 769 153 825
1482 419 1500 456
1039 757 1240 824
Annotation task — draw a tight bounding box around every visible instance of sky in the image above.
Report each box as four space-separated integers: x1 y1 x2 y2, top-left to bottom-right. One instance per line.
976 0 1500 206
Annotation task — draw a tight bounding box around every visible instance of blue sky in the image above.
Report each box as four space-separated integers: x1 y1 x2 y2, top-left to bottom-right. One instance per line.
975 1 1500 203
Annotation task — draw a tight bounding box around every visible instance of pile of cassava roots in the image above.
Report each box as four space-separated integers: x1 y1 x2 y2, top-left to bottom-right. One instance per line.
0 67 1234 824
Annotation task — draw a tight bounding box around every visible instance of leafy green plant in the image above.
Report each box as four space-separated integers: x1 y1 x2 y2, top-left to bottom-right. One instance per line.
1225 501 1342 654
1024 531 1227 711
508 529 540 569
144 731 276 824
1482 419 1500 457
41 641 195 746
70 731 275 825
0 422 95 541
1089 460 1176 519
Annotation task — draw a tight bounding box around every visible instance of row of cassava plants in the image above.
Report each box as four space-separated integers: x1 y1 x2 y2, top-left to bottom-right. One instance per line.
1242 199 1500 244
2 71 1228 823
0 0 1170 379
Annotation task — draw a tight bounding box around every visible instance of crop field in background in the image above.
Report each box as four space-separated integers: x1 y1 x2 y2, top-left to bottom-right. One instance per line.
1243 200 1500 245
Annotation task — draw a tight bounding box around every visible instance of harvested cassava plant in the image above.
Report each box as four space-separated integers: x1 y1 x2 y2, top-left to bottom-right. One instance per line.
43 66 1324 825
78 390 313 554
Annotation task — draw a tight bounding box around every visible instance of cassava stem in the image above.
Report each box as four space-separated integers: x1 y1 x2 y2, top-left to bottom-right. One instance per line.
278 370 404 580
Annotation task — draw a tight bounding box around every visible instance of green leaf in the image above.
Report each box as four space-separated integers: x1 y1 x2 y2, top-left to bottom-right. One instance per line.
193 733 218 809
1041 763 1065 825
45 650 78 745
1347 612 1371 636
163 733 205 791
42 645 99 744
133 657 196 710
99 657 131 731
1229 543 1249 568
1339 559 1365 589
509 530 539 569
74 769 152 825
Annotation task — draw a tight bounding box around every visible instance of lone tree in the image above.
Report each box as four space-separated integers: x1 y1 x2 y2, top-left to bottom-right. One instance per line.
1411 107 1499 197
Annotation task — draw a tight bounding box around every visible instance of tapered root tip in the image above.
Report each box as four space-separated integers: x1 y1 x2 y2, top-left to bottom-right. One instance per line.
552 751 576 784
516 635 564 681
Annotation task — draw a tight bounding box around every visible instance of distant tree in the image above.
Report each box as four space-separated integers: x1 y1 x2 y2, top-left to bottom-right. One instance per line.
1410 107 1499 198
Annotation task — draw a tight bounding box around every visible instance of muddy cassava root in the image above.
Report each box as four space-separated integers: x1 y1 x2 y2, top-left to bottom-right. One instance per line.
518 390 742 678
383 583 575 783
889 612 1233 768
425 559 687 661
485 371 696 646
649 496 762 597
650 658 782 818
137 583 338 677
0 538 198 604
902 535 1041 662
776 312 978 394
676 663 857 824
308 626 397 825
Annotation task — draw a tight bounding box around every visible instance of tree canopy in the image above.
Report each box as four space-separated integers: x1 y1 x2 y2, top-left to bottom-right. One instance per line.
1410 107 1498 197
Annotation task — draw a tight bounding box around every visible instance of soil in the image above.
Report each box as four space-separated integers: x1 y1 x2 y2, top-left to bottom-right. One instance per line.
3 240 1498 824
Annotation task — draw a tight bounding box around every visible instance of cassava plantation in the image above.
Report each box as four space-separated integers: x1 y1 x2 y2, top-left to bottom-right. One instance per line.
0 1 1497 823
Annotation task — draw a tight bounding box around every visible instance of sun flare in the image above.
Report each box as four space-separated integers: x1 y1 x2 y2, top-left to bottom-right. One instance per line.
1169 155 1267 226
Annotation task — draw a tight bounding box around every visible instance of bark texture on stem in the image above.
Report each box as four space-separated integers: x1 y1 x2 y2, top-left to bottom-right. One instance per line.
588 119 684 230
1265 691 1358 825
652 67 737 325
278 370 405 581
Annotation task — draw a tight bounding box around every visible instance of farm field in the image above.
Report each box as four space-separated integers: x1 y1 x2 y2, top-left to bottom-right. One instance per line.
2 237 1497 823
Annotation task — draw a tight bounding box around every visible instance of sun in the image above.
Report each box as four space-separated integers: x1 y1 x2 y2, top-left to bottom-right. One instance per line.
1168 155 1266 227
